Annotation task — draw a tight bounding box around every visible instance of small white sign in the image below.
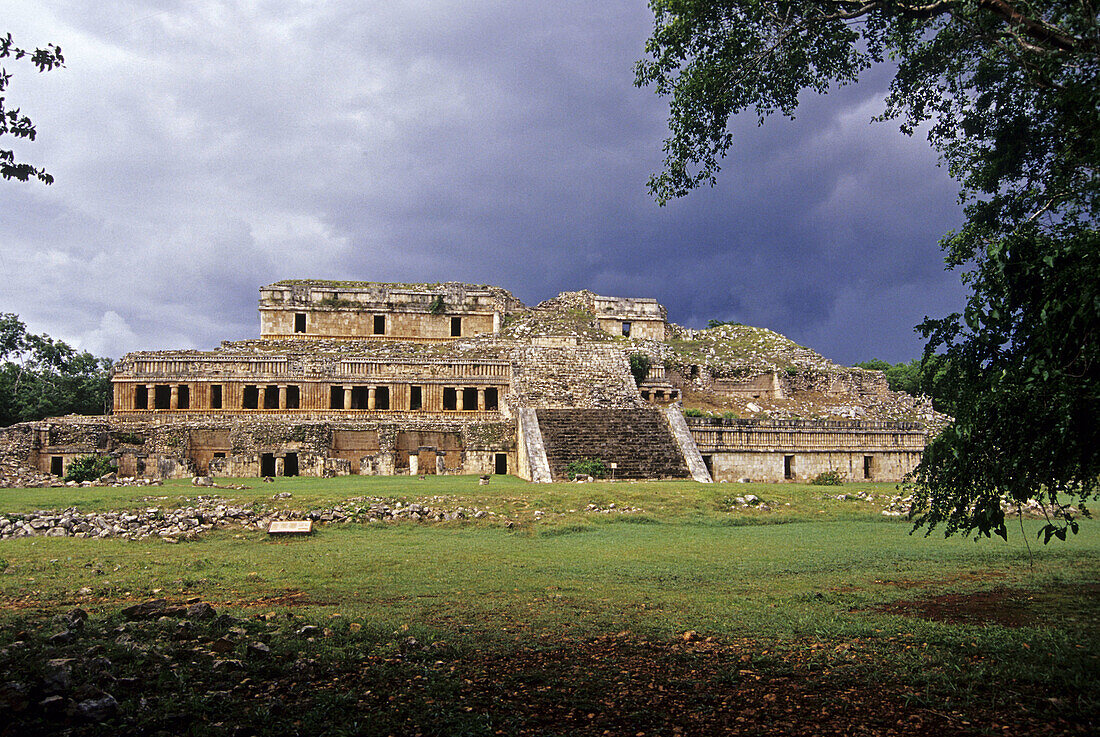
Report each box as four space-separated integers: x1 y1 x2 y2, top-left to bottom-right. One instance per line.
268 520 312 535
610 463 618 469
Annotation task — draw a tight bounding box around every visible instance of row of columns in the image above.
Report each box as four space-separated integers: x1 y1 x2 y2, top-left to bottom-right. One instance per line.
136 383 497 411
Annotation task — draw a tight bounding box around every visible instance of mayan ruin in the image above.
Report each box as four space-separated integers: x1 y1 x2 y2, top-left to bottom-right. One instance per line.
0 280 940 485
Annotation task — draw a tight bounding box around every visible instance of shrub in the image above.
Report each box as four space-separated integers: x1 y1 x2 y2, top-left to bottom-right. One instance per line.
628 353 651 385
428 295 445 315
63 454 115 482
683 408 704 417
564 458 608 480
810 470 844 486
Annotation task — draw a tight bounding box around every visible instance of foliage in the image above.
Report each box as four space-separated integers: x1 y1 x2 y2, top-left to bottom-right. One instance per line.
1 33 63 184
0 313 113 426
563 457 608 480
317 297 358 308
428 294 446 315
706 319 742 328
683 407 705 417
636 0 1099 540
810 470 844 486
628 353 652 385
62 454 114 482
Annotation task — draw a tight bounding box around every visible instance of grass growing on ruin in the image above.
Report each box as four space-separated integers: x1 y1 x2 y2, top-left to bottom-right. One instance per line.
1 477 1097 735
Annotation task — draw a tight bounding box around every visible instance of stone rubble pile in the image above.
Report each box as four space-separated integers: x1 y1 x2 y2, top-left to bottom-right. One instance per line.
0 458 59 488
727 494 773 511
0 495 501 541
879 492 1078 519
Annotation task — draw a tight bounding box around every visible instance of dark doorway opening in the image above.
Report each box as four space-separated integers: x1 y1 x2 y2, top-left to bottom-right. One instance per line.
243 385 259 409
260 453 276 477
286 385 300 409
702 454 713 477
494 453 508 475
863 455 873 480
409 385 422 410
462 387 478 410
375 386 390 410
154 384 171 409
373 315 386 335
450 316 462 337
51 456 63 476
263 385 279 409
621 321 631 337
284 453 299 477
784 455 795 480
351 386 369 409
294 313 306 333
210 384 222 409
484 387 498 411
134 385 148 410
177 384 190 409
442 387 457 410
330 386 344 409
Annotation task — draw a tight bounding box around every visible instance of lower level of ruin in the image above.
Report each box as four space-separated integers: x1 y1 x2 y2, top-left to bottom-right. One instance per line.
0 410 925 485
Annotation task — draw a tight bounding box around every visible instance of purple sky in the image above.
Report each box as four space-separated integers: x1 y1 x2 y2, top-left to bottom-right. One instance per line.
1 1 967 364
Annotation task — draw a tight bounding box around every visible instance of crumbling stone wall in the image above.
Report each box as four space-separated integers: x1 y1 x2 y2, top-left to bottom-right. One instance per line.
506 346 645 410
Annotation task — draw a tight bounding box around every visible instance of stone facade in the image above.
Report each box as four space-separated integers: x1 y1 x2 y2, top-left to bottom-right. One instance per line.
689 418 925 482
0 280 931 484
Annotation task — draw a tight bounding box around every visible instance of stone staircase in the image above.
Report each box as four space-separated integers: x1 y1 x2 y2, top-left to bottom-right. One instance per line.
535 408 692 481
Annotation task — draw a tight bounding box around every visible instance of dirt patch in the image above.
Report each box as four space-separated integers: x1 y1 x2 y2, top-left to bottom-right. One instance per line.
877 587 1041 627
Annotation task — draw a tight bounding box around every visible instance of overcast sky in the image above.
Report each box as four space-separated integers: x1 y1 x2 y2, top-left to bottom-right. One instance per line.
1 1 967 364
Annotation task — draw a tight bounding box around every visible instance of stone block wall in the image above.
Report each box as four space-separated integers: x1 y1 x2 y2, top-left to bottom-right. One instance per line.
507 346 644 409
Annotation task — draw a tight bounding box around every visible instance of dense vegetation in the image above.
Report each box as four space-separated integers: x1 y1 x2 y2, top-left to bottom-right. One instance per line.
0 313 112 426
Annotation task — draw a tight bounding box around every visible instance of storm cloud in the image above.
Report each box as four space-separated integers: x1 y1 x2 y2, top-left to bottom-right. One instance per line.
1 1 966 364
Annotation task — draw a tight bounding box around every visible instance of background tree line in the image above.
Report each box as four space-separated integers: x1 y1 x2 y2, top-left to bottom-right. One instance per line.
0 313 112 427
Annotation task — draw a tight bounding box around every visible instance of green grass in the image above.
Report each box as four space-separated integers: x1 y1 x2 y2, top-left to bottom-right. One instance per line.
1 476 1097 735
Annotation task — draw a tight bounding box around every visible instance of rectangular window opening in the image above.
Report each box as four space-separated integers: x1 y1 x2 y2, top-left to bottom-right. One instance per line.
442 387 457 411
330 386 344 409
210 384 222 409
177 384 190 410
375 386 390 410
621 321 632 337
260 453 276 478
286 385 300 409
243 385 259 410
484 387 498 411
284 453 299 477
373 315 386 335
213 452 226 459
450 316 462 337
409 385 422 411
134 385 149 410
154 384 171 410
462 387 477 410
51 456 63 476
294 312 306 333
494 453 508 475
263 385 280 410
783 455 795 480
351 386 369 410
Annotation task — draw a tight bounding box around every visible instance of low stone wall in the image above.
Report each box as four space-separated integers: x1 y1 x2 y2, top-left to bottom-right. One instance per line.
705 449 922 483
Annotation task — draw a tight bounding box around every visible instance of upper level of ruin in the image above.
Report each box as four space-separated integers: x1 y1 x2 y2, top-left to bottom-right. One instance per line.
258 280 524 342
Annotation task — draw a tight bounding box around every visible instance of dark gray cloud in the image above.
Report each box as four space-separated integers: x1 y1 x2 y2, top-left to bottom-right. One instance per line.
1 1 965 364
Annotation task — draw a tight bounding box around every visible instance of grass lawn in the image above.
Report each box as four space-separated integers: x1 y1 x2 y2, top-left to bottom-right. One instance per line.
1 476 1096 735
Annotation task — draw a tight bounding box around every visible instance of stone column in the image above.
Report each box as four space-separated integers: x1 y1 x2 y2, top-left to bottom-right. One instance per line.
343 386 352 411
368 387 376 410
278 385 287 409
477 388 485 411
145 384 156 410
456 388 465 411
170 385 179 410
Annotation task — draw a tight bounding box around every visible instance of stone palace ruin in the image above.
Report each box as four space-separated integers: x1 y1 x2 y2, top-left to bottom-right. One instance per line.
0 280 936 484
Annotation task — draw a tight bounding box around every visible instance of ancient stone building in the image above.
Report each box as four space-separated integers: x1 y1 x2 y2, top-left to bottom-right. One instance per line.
0 280 932 484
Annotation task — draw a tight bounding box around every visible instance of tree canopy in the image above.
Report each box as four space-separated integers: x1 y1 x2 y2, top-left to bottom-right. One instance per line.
0 313 112 426
636 1 1098 541
1 33 64 184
